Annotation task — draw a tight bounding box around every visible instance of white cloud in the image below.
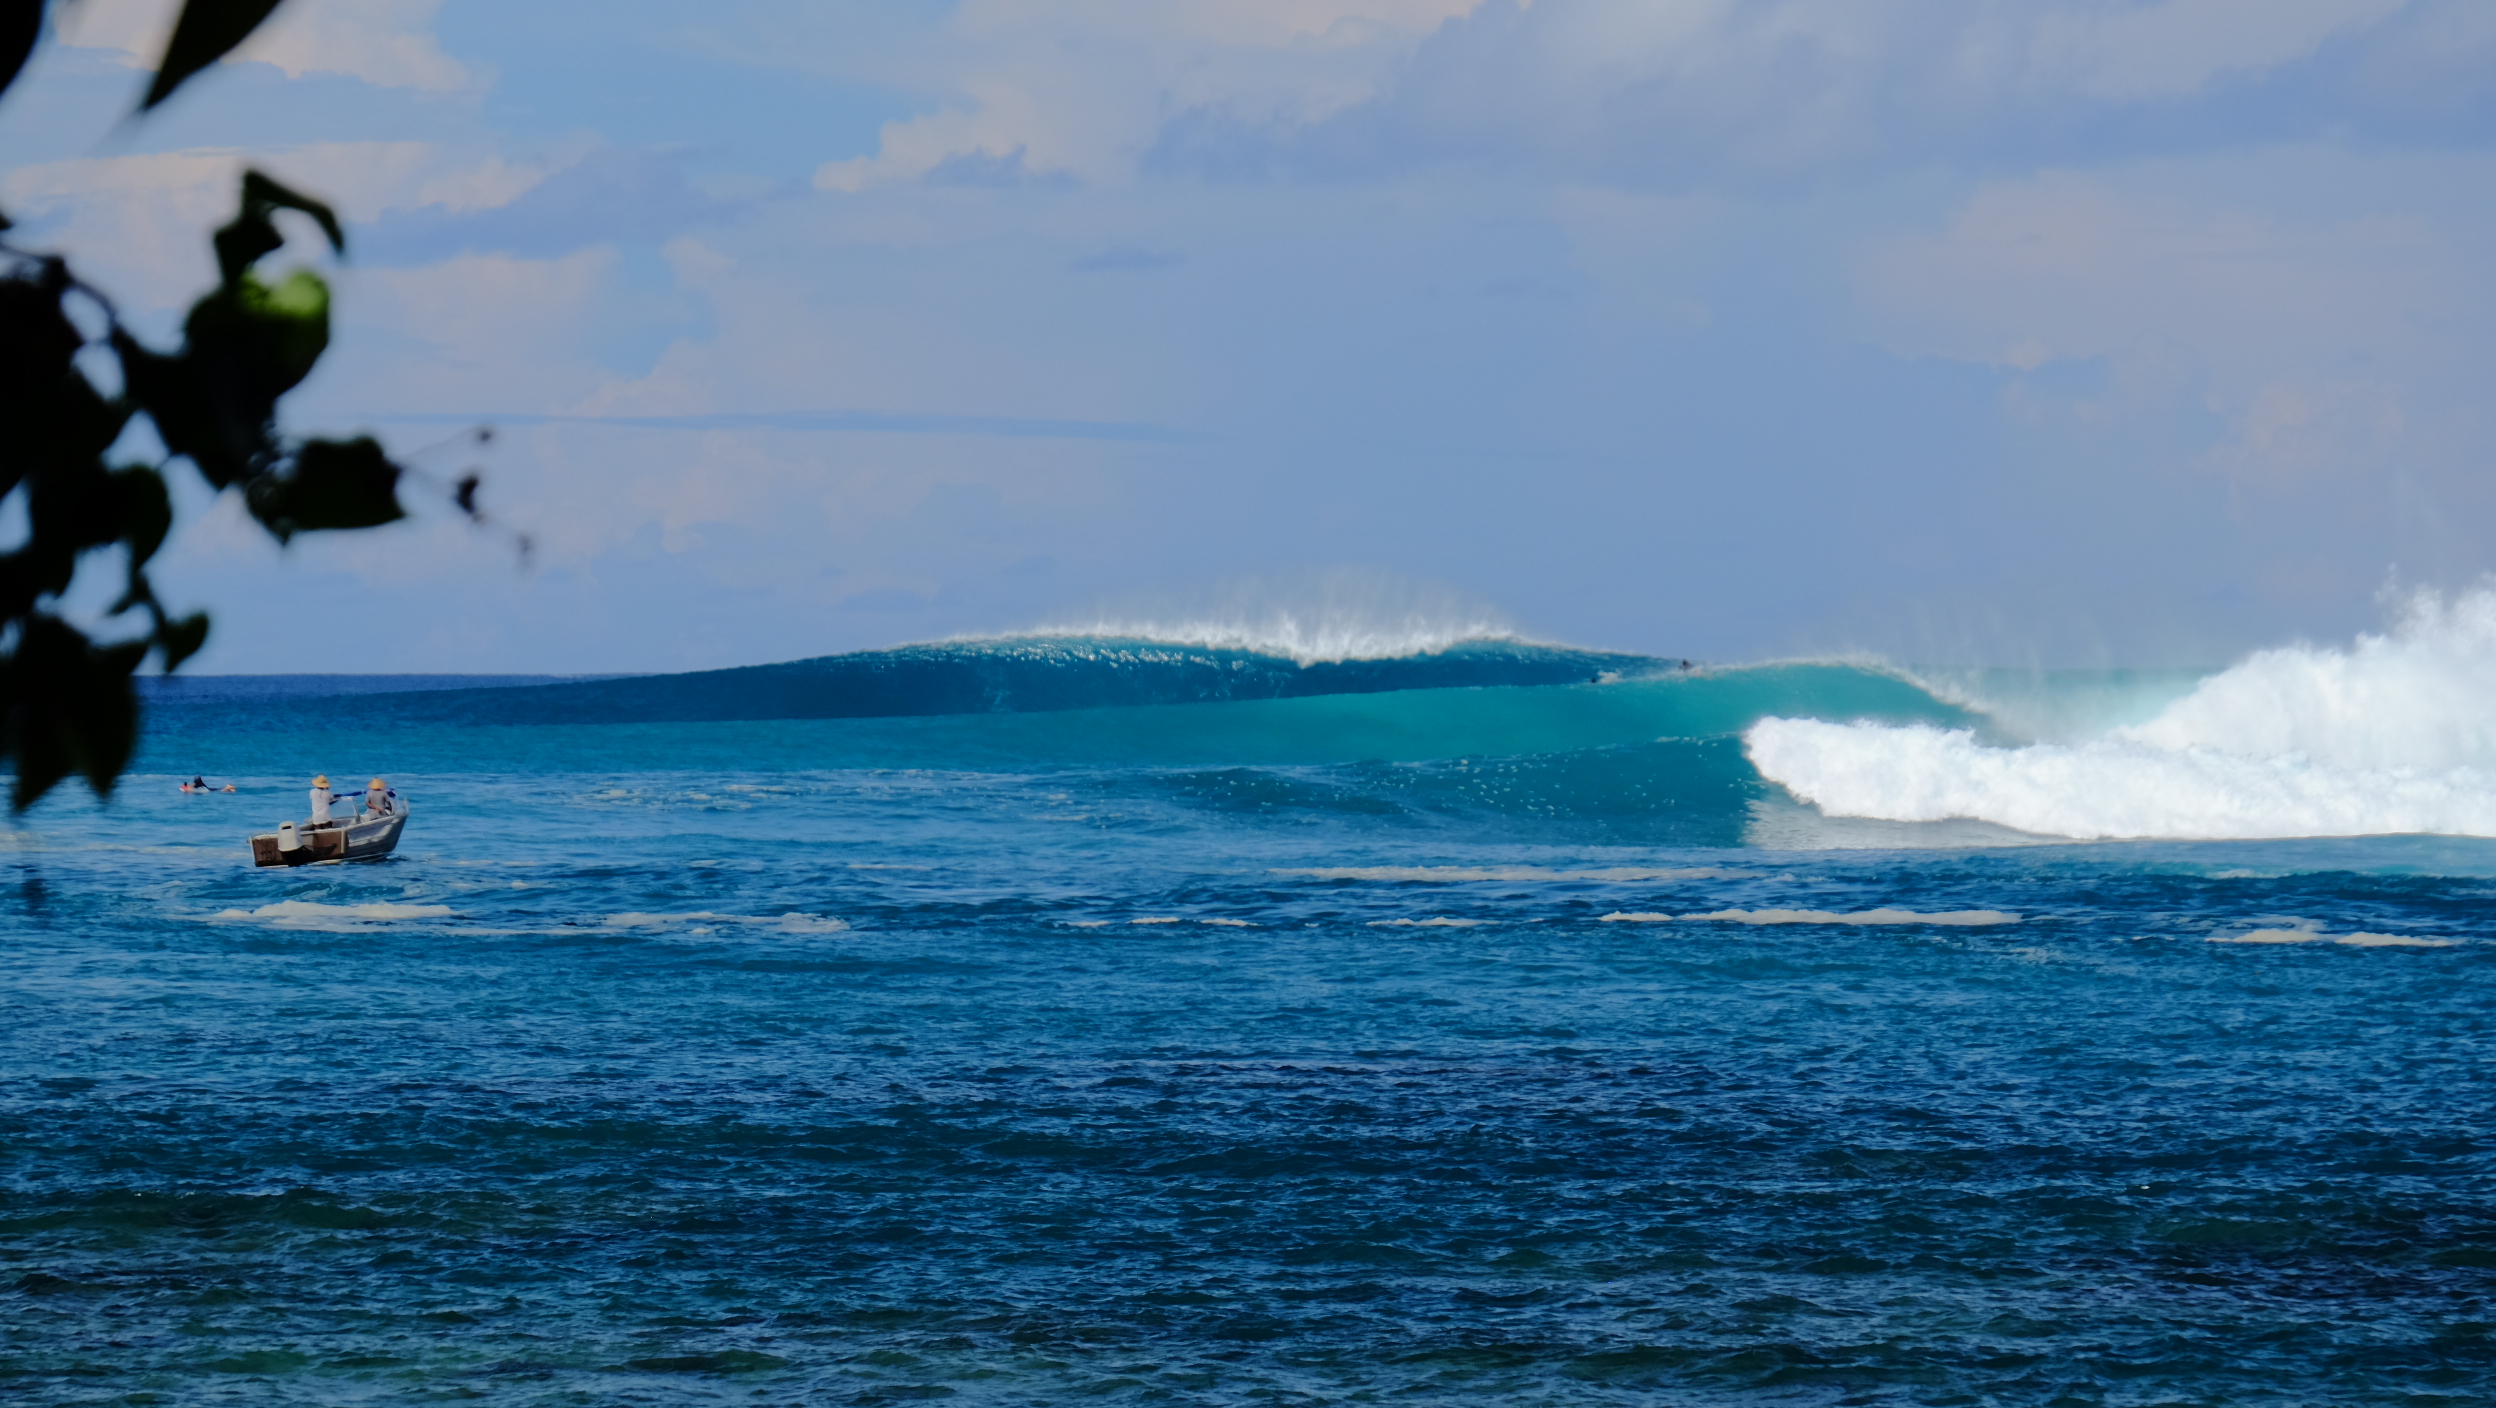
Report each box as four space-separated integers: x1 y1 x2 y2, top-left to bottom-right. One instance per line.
1 149 246 305
793 0 2496 192
1859 154 2483 485
2214 380 2407 487
2032 0 2405 100
1 144 554 308
568 198 1195 424
56 0 468 92
341 247 626 409
803 0 2460 190
816 0 1490 190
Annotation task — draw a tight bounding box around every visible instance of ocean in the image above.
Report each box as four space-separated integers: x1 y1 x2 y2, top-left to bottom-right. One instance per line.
4 605 2493 1405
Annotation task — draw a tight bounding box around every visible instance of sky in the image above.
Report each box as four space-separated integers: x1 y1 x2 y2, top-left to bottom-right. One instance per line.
4 0 2495 673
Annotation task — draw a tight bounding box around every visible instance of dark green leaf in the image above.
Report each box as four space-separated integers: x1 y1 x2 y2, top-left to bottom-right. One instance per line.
240 170 344 254
0 0 43 102
247 436 403 541
113 328 260 490
211 211 283 286
157 612 210 674
129 267 327 491
0 549 47 622
2 614 142 809
0 265 81 385
139 0 287 113
75 640 147 793
212 170 344 283
27 459 125 562
111 466 174 568
188 269 329 393
0 269 126 506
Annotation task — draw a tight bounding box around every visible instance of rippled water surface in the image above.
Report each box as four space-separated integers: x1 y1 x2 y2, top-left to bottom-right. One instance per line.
5 723 2495 1404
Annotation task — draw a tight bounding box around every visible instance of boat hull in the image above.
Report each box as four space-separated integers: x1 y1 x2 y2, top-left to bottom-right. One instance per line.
249 809 408 867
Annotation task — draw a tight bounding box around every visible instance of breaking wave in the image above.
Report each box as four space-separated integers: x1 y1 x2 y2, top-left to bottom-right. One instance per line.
162 635 1675 729
1028 570 1525 663
134 587 2496 845
1750 586 2496 841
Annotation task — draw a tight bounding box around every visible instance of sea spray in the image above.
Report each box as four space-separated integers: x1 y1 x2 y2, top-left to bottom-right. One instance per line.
1030 569 1524 664
1749 584 2496 839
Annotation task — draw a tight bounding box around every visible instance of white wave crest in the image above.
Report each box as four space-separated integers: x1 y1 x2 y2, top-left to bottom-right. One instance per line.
1750 586 2496 841
1025 570 1522 663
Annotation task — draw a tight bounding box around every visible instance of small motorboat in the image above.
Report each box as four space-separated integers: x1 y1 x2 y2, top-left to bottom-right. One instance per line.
249 804 409 868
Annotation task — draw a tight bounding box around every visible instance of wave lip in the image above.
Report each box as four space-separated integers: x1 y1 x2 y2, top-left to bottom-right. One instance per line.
1030 571 1528 665
1017 620 1526 666
1749 586 2496 842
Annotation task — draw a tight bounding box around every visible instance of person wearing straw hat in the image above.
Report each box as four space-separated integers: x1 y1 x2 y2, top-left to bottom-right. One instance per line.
309 774 347 828
362 777 398 819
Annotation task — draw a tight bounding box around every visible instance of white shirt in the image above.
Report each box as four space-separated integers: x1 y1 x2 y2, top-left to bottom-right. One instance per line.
309 788 332 824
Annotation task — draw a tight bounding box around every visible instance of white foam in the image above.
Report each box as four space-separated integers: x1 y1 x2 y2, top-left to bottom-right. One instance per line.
1367 917 1490 927
1276 866 1738 883
2212 927 2456 947
211 900 454 928
603 911 847 933
1749 585 2496 841
1605 908 2019 926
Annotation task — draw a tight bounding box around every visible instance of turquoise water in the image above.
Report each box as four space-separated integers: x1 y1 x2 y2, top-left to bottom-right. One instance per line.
5 642 2493 1404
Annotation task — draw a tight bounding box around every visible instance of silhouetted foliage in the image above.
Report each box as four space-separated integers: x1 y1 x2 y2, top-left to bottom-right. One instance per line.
0 0 472 807
140 0 286 112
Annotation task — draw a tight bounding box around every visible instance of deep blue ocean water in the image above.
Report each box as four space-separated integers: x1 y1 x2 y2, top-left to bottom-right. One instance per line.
5 641 2492 1405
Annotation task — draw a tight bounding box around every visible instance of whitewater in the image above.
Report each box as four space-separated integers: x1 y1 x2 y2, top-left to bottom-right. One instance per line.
1751 585 2496 840
8 590 2494 1406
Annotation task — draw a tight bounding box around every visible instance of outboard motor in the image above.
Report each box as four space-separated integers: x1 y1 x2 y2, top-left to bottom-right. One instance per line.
276 821 299 854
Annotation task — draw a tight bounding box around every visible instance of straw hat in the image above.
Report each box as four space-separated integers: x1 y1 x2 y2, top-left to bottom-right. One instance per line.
313 774 329 787
369 778 386 788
